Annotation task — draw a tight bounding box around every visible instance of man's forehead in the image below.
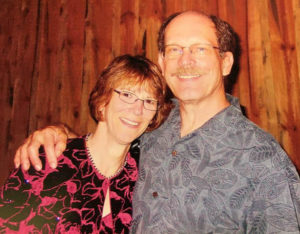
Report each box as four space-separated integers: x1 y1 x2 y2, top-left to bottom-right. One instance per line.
165 12 217 45
168 12 213 29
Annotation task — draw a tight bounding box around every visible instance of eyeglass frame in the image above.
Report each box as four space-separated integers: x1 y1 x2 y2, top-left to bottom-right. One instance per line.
163 43 221 59
113 90 159 111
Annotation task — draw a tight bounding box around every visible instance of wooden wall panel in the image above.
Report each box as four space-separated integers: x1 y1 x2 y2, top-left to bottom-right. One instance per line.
80 0 114 132
0 0 16 184
1 0 39 184
28 1 86 134
57 1 86 134
247 0 300 169
138 0 163 60
275 0 300 169
1 0 300 185
218 0 251 110
248 0 279 133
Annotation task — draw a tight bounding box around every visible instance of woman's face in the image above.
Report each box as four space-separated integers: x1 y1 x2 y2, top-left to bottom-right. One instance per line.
100 84 157 146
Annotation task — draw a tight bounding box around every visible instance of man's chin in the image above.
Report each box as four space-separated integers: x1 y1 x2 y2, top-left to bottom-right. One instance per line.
175 92 203 103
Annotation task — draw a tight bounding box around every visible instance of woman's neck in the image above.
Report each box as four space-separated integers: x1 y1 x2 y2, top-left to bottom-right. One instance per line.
87 127 130 178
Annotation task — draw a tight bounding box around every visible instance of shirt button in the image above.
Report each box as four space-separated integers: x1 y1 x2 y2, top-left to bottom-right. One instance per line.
172 150 177 156
152 192 158 198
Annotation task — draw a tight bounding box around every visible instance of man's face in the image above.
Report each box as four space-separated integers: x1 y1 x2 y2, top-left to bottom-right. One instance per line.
158 12 233 105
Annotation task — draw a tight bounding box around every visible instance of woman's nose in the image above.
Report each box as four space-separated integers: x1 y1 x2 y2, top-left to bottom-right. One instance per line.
132 99 144 115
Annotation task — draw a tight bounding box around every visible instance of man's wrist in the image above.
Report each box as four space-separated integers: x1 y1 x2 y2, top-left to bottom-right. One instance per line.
60 124 77 138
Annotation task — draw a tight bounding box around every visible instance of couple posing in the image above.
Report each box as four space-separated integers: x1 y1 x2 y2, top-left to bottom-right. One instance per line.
1 11 300 233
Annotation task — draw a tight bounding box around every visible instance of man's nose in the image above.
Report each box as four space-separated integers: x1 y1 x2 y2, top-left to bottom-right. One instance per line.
178 48 196 67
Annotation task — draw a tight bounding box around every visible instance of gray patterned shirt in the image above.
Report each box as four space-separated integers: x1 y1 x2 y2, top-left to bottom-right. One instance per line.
131 95 300 233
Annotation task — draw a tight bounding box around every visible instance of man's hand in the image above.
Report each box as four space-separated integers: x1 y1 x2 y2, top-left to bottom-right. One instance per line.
14 124 72 171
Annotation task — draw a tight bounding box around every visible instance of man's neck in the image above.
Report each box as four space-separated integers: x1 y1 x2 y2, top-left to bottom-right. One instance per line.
179 94 230 137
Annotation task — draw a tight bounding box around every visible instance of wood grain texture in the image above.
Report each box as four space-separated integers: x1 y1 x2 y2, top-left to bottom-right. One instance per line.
0 0 299 184
1 0 39 183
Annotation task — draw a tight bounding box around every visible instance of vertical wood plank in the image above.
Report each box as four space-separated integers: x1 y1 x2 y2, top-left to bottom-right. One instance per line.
268 0 300 168
138 0 164 62
79 0 114 132
218 0 251 115
247 0 279 136
163 0 218 16
119 0 139 54
291 0 300 167
29 0 65 132
0 0 20 184
0 0 39 184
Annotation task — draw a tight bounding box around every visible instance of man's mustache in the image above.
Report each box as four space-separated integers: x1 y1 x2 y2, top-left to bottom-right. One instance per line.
171 67 205 76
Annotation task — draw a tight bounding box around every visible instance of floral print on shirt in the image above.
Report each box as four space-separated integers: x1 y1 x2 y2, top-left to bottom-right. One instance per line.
0 136 139 233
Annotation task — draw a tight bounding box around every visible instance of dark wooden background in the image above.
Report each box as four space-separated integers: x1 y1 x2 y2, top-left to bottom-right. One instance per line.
1 0 300 185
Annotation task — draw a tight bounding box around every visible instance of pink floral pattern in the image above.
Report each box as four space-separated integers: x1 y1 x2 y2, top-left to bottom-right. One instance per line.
0 136 139 233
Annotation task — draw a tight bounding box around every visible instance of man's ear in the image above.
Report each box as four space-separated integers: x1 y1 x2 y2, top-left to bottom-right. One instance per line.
221 52 234 76
158 53 165 75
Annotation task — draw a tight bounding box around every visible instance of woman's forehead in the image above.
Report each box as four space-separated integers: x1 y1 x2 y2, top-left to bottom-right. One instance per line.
116 81 157 95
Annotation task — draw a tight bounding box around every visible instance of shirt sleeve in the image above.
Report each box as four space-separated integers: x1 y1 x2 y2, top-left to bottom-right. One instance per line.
244 140 300 233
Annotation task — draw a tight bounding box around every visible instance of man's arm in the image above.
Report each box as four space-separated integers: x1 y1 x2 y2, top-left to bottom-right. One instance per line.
14 124 78 171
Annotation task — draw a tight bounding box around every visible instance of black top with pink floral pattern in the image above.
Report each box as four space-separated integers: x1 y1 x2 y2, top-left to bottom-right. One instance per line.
0 136 139 233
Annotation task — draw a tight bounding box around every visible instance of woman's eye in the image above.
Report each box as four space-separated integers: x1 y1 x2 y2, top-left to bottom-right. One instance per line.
145 99 156 105
122 92 132 98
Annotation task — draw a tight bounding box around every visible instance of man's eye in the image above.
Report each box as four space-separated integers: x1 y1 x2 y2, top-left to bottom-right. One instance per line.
170 47 180 52
167 46 180 54
193 46 207 55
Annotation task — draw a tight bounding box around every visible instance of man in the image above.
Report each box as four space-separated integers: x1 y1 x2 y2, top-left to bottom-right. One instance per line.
14 11 300 233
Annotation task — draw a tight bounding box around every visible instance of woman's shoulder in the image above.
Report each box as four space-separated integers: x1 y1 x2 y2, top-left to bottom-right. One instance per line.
65 135 87 150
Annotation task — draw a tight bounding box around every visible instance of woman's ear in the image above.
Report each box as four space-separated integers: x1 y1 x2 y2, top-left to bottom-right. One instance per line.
221 52 234 76
97 106 105 121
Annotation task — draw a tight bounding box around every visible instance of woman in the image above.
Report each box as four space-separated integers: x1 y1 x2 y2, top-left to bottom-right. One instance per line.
0 55 172 233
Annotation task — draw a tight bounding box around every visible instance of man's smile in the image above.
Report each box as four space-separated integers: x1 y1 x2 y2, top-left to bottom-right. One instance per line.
177 74 202 79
